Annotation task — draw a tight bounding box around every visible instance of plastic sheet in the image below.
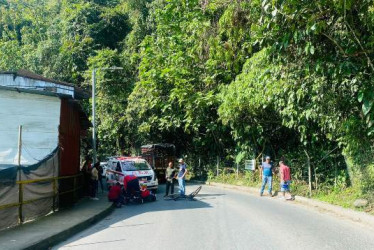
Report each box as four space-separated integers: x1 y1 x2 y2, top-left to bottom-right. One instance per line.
0 164 19 230
0 148 59 231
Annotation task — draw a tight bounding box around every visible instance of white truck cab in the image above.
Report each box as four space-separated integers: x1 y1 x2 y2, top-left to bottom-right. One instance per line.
106 156 158 192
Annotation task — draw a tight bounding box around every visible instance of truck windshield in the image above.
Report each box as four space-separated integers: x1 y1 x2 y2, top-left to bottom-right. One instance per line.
121 161 151 171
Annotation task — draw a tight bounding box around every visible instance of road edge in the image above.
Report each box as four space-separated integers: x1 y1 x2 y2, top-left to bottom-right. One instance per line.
200 181 374 229
24 204 115 250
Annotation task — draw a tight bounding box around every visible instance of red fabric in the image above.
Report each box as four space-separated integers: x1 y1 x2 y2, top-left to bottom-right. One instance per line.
280 164 291 181
108 185 121 200
141 189 150 198
124 175 137 190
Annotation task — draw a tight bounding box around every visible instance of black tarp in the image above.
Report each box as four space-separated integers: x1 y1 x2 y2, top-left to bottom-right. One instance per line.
0 147 59 231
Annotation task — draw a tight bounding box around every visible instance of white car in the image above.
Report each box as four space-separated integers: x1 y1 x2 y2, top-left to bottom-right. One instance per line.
100 162 108 176
106 156 158 192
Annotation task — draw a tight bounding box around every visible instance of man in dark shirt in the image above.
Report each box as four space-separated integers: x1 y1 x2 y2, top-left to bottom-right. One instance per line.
124 174 139 197
260 156 273 196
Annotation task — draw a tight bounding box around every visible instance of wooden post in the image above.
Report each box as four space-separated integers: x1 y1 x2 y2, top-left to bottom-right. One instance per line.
314 165 318 190
18 125 23 223
18 183 23 223
52 178 57 212
17 125 22 165
334 163 337 187
304 149 312 197
216 156 219 176
236 163 239 179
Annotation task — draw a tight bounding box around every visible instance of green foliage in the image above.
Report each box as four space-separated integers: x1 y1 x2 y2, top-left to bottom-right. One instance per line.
209 171 262 187
314 186 364 209
1 0 374 198
0 0 131 83
125 0 236 157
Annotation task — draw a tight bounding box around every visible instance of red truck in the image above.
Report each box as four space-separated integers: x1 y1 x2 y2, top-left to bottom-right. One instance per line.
141 144 176 183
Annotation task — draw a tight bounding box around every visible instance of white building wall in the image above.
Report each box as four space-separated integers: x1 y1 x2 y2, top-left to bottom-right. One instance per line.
0 90 60 165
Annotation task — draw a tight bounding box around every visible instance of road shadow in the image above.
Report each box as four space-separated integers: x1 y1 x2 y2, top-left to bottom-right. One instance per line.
53 184 217 248
196 193 225 197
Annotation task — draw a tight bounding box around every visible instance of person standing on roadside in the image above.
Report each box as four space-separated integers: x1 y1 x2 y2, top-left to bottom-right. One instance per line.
81 157 92 197
164 161 176 197
279 161 293 200
260 156 273 197
177 158 187 196
97 163 104 193
90 162 99 200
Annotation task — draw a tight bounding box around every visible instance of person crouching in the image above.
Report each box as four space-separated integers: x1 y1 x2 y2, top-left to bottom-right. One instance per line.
124 174 139 197
108 182 123 207
140 184 156 202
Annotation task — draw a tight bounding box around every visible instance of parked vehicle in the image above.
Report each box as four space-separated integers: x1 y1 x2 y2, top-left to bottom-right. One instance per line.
141 144 175 183
106 156 158 193
100 161 108 176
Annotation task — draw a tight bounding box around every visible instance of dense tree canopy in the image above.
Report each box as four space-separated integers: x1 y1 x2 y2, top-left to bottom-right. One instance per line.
1 0 374 193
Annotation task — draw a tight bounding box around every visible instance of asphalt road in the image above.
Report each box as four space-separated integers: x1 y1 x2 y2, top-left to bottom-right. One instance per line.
53 184 374 250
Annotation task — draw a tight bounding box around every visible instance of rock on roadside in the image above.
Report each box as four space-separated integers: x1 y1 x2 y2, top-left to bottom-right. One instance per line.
354 199 368 208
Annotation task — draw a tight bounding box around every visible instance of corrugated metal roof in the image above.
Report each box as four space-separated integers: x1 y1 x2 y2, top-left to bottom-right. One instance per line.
0 69 89 99
0 69 74 87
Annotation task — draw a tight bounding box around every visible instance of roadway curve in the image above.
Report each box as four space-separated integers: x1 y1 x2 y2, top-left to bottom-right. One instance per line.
53 184 374 250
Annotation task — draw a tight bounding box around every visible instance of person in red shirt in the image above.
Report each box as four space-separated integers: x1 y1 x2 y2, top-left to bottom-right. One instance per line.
124 174 140 197
123 174 137 190
279 161 294 200
141 187 150 199
108 182 123 207
140 184 156 202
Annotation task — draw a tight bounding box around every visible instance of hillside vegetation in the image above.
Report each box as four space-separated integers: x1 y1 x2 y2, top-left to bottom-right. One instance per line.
1 0 373 207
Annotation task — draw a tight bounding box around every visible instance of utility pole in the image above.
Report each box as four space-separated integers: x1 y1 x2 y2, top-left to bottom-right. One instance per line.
92 69 97 165
91 67 123 165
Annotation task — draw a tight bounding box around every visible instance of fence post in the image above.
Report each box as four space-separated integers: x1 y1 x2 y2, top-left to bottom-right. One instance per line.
334 164 337 187
236 163 239 179
17 125 23 223
216 156 219 176
52 178 57 212
17 125 22 165
304 149 312 197
314 165 318 190
18 183 23 223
